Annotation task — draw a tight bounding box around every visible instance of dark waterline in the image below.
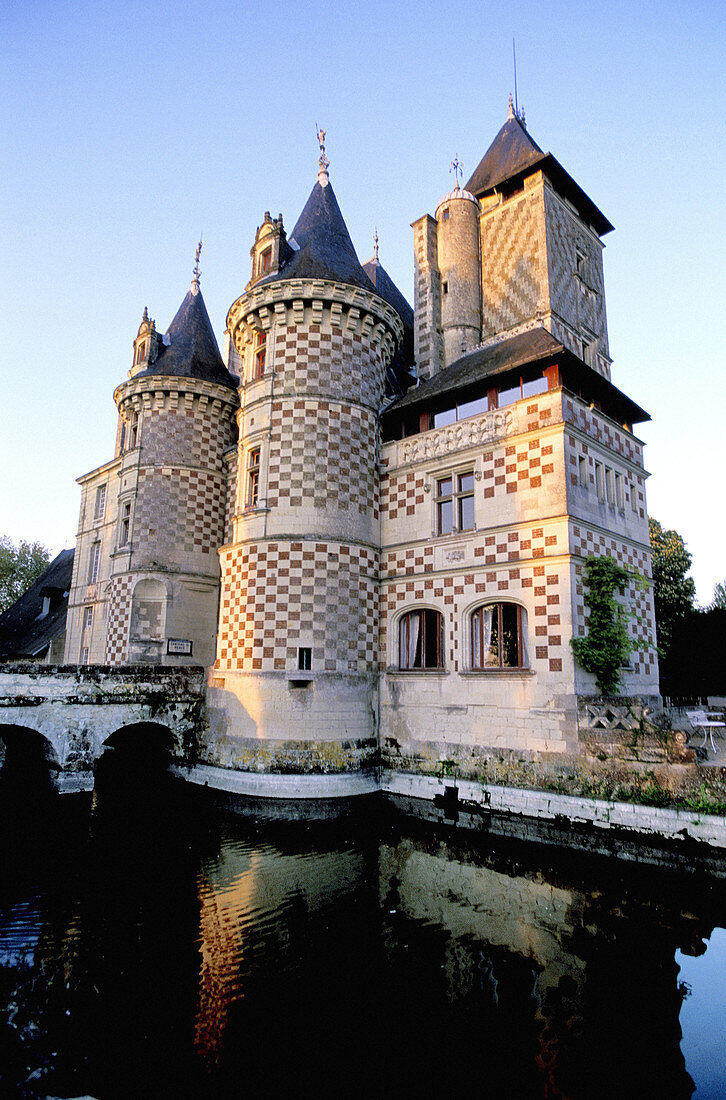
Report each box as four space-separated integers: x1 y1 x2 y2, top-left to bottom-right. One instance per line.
2 772 726 1099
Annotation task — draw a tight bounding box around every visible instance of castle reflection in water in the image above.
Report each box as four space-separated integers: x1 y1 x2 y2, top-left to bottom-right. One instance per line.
2 783 725 1098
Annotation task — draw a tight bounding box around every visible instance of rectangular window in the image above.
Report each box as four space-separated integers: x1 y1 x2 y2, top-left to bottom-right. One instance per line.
259 247 272 274
298 647 312 671
615 472 624 510
94 485 106 520
436 472 474 535
578 456 588 489
595 463 605 502
247 447 261 507
120 501 132 545
81 646 89 666
83 607 93 630
399 609 444 670
254 332 266 378
88 542 100 584
630 479 638 512
606 467 615 506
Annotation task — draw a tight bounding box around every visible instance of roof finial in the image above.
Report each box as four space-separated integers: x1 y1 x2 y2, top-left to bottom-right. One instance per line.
508 92 515 119
374 227 379 263
450 154 463 189
191 238 202 294
316 124 329 187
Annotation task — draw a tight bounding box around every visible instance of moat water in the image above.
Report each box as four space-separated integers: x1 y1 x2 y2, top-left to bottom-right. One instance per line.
2 764 726 1099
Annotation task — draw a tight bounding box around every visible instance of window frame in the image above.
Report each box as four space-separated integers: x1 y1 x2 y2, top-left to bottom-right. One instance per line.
435 469 475 536
398 608 445 671
246 446 261 508
253 331 267 379
470 602 528 671
88 542 101 585
94 485 106 521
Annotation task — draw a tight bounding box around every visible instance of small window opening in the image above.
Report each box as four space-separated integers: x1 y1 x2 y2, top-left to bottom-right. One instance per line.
443 281 449 294
254 332 266 378
298 647 312 671
247 447 261 507
259 247 272 274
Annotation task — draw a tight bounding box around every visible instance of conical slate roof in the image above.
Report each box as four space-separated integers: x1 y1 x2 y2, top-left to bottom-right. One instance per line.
135 286 237 390
261 179 375 292
465 111 613 236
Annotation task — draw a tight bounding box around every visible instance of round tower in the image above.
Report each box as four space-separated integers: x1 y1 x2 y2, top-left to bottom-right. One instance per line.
107 252 239 667
212 147 403 786
435 183 482 365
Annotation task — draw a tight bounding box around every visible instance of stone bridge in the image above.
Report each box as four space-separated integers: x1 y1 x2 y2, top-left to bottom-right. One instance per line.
0 664 206 792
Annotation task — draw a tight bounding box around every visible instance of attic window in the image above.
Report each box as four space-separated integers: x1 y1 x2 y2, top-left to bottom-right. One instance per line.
259 248 272 274
136 341 146 364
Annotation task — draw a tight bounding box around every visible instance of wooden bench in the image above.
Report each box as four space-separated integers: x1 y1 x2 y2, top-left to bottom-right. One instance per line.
686 710 726 753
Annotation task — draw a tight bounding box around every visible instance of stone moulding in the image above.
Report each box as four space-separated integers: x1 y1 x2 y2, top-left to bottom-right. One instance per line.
398 409 512 466
226 278 404 366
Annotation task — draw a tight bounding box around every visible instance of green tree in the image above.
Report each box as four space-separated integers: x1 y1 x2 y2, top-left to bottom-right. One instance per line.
710 581 726 610
648 518 695 657
571 555 633 695
0 537 52 614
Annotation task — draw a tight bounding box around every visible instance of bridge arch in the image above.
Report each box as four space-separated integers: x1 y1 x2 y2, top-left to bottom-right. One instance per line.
95 721 177 793
0 723 60 794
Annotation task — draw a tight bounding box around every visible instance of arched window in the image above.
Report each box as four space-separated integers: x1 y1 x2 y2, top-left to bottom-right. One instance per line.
399 609 444 670
471 603 528 669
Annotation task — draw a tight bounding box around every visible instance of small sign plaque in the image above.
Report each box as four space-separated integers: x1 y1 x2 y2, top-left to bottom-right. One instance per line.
167 638 193 656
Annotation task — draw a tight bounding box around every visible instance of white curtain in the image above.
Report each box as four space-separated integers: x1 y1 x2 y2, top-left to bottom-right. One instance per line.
473 607 493 668
406 612 421 668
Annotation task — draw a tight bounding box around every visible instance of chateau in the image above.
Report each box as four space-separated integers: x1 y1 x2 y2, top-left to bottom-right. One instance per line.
60 103 660 799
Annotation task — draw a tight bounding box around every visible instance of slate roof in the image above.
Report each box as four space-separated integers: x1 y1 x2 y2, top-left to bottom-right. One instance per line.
134 287 237 390
465 114 613 236
260 180 375 292
0 549 75 660
363 256 415 396
384 327 649 426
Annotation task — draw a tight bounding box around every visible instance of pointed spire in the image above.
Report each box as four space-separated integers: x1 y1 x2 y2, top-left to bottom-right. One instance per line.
191 239 202 295
316 124 329 187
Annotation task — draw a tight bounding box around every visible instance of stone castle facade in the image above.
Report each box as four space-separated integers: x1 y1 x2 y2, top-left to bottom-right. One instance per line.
63 105 660 797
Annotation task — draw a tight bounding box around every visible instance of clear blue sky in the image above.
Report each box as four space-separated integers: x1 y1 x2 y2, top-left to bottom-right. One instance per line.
2 0 724 603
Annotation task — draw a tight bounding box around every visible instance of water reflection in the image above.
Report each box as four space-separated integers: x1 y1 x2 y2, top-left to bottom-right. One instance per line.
1 777 726 1098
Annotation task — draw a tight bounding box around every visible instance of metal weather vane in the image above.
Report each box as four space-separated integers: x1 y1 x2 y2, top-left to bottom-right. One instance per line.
316 124 329 175
450 154 463 188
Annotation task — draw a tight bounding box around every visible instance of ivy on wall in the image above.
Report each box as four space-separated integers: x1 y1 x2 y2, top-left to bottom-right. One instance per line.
571 555 636 695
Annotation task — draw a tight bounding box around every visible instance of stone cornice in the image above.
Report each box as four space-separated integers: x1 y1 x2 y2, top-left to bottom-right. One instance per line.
114 374 240 415
226 278 404 367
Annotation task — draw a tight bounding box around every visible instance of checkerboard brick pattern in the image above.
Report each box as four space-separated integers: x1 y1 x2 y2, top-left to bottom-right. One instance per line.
380 473 426 520
217 541 379 673
104 576 132 664
543 187 610 371
563 399 643 467
480 192 543 338
273 327 384 410
481 435 553 497
571 526 657 678
142 400 236 466
134 468 226 556
267 401 377 515
381 564 565 673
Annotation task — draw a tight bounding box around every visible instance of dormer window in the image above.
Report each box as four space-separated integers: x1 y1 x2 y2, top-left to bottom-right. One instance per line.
136 341 146 364
259 248 272 275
